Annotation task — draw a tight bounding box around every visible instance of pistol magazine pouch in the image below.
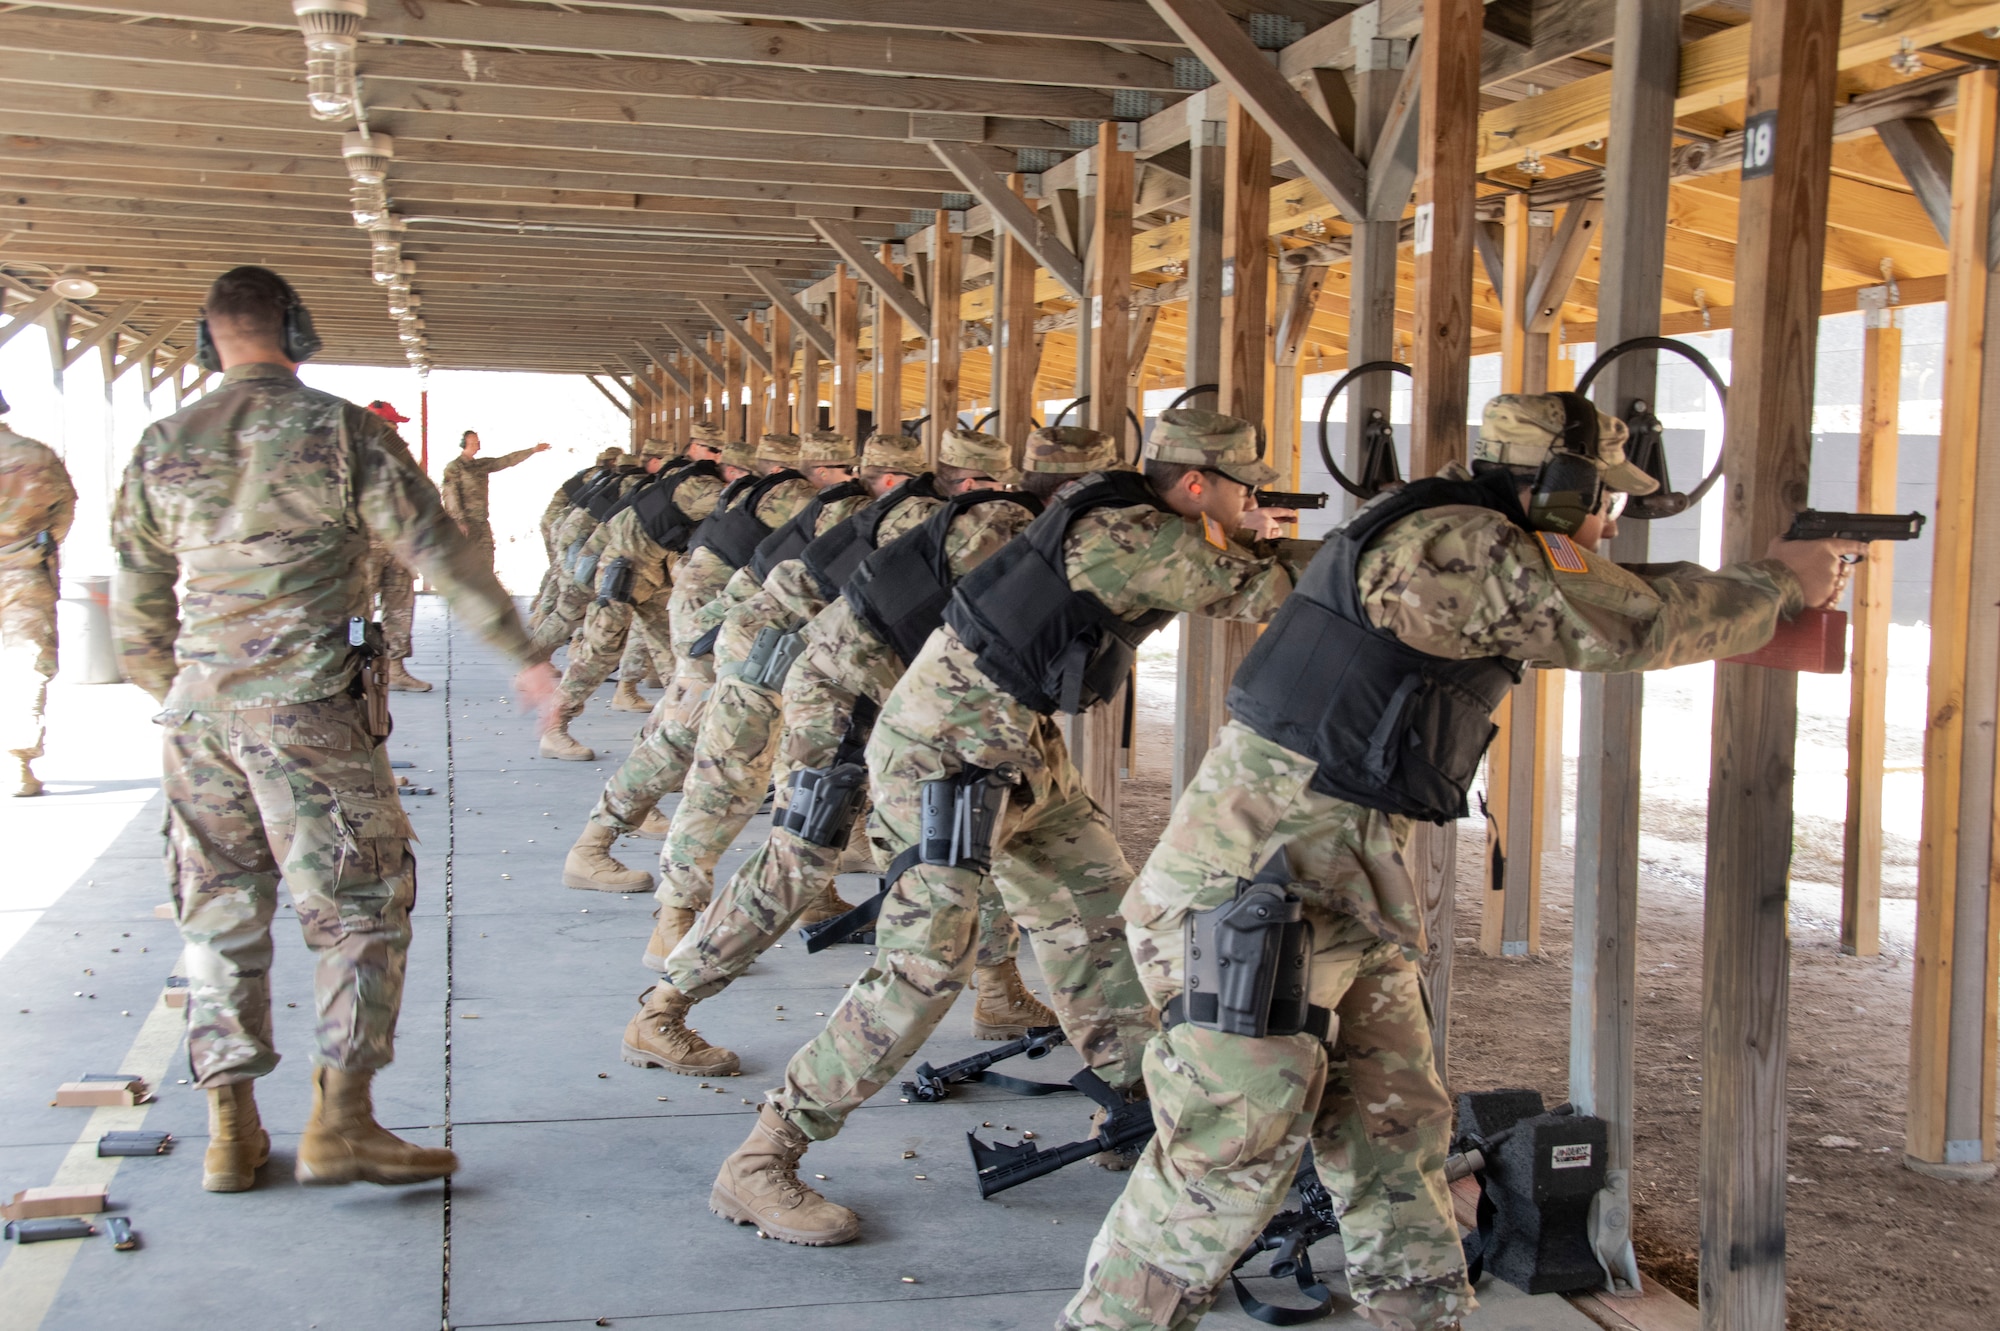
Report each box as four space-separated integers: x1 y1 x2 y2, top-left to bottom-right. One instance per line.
780 762 868 847
1171 850 1328 1040
595 556 636 606
731 626 807 691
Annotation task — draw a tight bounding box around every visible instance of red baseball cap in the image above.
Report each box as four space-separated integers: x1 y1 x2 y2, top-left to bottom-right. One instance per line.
368 399 412 424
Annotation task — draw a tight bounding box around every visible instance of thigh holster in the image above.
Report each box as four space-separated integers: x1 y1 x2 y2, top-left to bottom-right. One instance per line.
728 626 807 691
1167 848 1330 1040
574 552 601 591
881 761 1023 891
595 556 636 607
779 761 867 847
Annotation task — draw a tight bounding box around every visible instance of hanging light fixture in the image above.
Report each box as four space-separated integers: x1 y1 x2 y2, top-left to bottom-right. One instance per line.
386 288 418 316
341 129 394 185
350 185 389 227
50 266 99 299
293 0 367 120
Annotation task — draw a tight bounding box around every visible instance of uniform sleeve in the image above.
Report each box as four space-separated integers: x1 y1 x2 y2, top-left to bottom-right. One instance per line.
942 502 1036 579
476 447 539 474
1362 507 1808 671
109 430 182 702
1072 506 1294 622
348 409 538 665
753 478 817 529
438 462 465 521
45 452 77 546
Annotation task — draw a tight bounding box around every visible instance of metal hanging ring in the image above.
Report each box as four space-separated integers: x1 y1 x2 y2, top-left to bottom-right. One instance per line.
1316 360 1414 499
1573 335 1730 513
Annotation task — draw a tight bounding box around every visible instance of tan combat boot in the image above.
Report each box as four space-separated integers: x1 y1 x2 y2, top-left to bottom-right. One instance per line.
563 824 653 892
642 906 698 969
795 885 855 927
711 1104 860 1246
539 722 596 762
621 982 739 1075
971 958 1059 1040
610 679 650 712
632 806 672 840
295 1066 458 1186
387 662 432 692
12 756 41 798
202 1081 270 1193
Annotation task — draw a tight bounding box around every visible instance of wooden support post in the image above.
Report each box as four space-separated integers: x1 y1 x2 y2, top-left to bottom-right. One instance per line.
1843 285 1900 958
1347 36 1406 501
1173 89 1230 800
833 265 860 442
1908 68 2000 1184
1568 0 1680 1287
801 331 822 434
927 214 964 459
724 332 745 442
745 313 767 442
997 174 1042 457
874 246 905 435
1702 0 1843 1321
1091 122 1135 455
768 307 793 435
1408 0 1485 1080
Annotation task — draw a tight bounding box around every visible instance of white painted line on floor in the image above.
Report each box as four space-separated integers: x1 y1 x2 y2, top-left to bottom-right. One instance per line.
0 991 186 1331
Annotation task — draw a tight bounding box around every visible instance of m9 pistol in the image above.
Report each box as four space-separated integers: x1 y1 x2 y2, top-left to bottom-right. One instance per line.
1727 509 1925 674
1782 509 1924 558
1254 490 1329 511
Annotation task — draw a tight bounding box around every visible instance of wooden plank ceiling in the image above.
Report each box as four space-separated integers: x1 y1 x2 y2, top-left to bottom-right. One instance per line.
0 0 1986 396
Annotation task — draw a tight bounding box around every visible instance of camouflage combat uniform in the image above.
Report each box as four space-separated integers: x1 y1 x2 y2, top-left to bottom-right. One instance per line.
767 436 1295 1144
360 541 415 661
530 462 654 660
0 421 76 784
665 445 1037 1001
111 363 535 1088
530 454 615 630
440 442 539 579
1064 418 1809 1330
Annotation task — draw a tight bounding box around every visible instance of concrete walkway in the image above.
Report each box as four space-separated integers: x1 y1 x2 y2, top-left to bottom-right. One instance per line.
0 599 1599 1331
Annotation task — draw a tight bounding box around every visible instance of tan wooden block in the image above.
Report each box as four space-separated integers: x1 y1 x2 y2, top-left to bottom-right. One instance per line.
1 1186 108 1221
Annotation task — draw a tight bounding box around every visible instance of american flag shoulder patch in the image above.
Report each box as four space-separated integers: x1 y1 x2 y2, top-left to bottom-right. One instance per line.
1537 531 1589 573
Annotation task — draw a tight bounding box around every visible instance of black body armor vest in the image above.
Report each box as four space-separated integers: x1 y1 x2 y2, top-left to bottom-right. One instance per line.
1225 470 1529 823
943 470 1175 715
751 478 869 581
799 473 940 598
627 460 723 553
585 466 650 520
688 469 804 570
559 466 595 502
845 489 1042 669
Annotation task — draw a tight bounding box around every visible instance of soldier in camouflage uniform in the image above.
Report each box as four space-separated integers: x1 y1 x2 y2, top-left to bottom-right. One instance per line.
1061 393 1863 1331
361 402 427 692
531 447 623 632
624 429 1093 1079
711 411 1301 1247
110 267 560 1196
0 389 76 798
529 443 671 667
440 428 549 580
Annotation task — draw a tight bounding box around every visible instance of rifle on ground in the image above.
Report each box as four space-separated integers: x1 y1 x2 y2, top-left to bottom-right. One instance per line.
1230 1148 1344 1325
899 1025 1070 1103
967 1069 1154 1198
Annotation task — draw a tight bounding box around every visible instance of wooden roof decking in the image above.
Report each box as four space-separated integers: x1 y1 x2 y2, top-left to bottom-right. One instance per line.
0 0 1989 395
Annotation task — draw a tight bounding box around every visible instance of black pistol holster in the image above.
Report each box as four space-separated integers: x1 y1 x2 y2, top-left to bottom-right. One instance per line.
780 762 868 848
1168 848 1327 1040
731 626 807 691
910 762 1021 879
595 556 635 607
347 617 391 741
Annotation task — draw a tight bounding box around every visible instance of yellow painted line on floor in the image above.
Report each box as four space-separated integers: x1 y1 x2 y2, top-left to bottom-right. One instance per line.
0 992 186 1331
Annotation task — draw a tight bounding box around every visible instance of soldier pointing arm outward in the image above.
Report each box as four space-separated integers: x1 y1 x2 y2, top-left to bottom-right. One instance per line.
440 426 550 580
111 267 560 1199
1061 392 1861 1331
709 409 1303 1248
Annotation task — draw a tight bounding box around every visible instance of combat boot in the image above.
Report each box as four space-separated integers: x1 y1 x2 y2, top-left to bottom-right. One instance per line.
621 982 739 1075
642 906 698 969
711 1104 860 1246
295 1066 458 1186
795 885 855 927
971 958 1059 1040
11 757 41 798
631 806 672 839
202 1081 270 1193
387 662 433 692
539 723 596 761
611 679 650 712
563 824 652 892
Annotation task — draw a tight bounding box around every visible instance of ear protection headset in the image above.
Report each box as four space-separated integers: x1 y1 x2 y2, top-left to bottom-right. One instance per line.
195 276 324 372
1525 390 1607 536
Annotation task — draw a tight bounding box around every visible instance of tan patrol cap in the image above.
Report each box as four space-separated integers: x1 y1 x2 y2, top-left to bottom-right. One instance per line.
939 428 1022 486
860 431 925 474
689 422 727 449
717 437 758 472
756 432 802 468
1023 425 1119 475
797 429 859 468
1477 393 1655 495
641 435 676 459
595 447 623 465
1143 408 1278 487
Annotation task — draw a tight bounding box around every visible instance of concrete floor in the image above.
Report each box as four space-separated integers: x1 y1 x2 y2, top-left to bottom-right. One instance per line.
0 599 1601 1331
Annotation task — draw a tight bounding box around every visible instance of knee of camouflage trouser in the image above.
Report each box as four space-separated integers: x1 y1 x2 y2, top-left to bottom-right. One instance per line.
1347 1276 1477 1331
1064 1238 1216 1331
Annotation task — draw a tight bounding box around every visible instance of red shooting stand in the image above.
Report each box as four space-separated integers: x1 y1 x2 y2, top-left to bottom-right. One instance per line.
1723 606 1847 674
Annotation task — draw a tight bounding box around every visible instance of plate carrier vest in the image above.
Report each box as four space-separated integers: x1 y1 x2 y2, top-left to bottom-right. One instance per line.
844 489 1043 668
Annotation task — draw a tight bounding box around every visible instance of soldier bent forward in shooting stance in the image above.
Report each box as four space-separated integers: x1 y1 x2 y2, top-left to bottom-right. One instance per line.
1059 392 1865 1331
0 387 76 798
111 266 560 1196
622 428 1061 1079
709 409 1303 1247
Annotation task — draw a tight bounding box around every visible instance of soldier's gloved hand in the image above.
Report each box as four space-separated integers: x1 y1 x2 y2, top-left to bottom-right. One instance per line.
1765 536 1868 609
514 661 562 730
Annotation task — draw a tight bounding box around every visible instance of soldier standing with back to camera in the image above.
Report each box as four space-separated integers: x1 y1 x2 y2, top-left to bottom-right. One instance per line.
111 266 560 1196
0 388 76 797
1060 392 1864 1331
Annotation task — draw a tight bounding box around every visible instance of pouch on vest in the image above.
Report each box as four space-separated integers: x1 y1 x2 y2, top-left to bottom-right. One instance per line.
780 761 867 848
595 556 635 607
1172 849 1327 1040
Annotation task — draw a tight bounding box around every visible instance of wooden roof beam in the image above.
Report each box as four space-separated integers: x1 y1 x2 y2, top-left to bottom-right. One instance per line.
812 220 930 338
0 284 63 351
108 317 185 383
571 0 1188 45
58 298 140 369
635 341 695 396
1874 117 1954 246
665 324 730 382
740 267 836 360
926 140 1085 299
696 299 775 375
586 373 632 417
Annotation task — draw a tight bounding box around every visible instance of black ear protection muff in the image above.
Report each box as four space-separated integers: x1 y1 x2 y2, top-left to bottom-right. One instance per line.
1526 391 1605 536
194 278 324 373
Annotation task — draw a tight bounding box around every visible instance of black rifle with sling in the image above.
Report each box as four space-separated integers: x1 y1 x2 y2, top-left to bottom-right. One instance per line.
899 1025 1071 1103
